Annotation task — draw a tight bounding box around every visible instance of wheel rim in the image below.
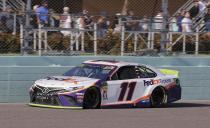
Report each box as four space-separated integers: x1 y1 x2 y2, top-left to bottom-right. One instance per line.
151 87 166 107
83 88 100 108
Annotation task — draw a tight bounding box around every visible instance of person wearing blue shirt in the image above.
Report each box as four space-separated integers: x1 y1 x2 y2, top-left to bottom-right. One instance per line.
177 9 186 32
37 1 49 26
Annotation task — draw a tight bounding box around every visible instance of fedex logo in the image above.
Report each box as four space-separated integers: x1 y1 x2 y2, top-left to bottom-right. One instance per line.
143 79 160 86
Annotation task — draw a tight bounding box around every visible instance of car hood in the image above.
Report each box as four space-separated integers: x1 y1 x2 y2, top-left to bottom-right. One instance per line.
35 76 99 89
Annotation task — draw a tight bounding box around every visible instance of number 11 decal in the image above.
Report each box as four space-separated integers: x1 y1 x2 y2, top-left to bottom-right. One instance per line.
118 82 137 101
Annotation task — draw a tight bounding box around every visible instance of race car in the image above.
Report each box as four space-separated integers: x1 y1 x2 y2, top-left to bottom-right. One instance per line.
29 60 181 109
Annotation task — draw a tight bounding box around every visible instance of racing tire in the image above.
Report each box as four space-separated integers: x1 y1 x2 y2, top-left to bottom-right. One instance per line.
83 87 101 109
150 87 166 107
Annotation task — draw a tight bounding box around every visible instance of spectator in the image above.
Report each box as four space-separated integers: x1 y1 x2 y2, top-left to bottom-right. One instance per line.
37 1 49 26
60 7 71 36
112 13 121 34
182 12 193 32
154 10 163 30
177 9 186 32
170 14 179 32
198 0 207 12
139 16 149 31
207 2 210 8
125 9 136 31
49 9 60 27
83 10 94 29
0 6 14 33
97 11 110 38
16 9 25 33
76 15 85 30
204 9 210 32
189 1 200 19
31 5 39 29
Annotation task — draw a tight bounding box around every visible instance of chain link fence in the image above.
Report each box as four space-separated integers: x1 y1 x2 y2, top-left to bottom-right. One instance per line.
0 0 210 56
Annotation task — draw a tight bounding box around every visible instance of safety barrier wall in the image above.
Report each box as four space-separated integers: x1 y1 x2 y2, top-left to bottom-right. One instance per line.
0 56 210 102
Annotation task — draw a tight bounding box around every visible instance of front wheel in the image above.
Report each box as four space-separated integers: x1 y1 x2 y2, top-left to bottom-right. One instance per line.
150 87 166 107
83 87 101 109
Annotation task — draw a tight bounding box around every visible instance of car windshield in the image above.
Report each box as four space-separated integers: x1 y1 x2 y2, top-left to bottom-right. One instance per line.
63 64 115 79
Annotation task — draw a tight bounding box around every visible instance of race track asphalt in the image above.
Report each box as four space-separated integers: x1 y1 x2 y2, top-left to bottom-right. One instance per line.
0 100 210 128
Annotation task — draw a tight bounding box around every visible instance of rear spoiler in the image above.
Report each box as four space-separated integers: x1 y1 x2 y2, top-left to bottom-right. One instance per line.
158 68 179 77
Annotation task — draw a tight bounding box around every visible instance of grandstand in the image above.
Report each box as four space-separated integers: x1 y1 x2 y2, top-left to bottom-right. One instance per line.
0 0 209 56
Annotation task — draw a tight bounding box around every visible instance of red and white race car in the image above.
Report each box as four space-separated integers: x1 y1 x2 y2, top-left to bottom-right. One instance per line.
29 60 181 109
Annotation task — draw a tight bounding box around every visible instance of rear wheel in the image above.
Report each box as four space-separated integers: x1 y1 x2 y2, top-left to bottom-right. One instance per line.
83 87 101 109
150 87 166 107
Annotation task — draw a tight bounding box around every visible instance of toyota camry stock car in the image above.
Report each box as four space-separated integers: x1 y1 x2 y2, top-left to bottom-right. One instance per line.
29 60 181 109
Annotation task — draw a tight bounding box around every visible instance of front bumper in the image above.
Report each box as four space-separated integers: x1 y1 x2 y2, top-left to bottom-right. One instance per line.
29 86 86 108
28 103 82 109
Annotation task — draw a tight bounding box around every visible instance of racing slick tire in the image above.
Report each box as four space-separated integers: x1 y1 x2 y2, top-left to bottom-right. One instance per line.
150 86 166 107
83 87 101 109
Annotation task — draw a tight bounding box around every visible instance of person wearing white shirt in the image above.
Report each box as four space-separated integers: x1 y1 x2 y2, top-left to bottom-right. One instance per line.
154 10 163 30
60 7 72 36
181 12 193 32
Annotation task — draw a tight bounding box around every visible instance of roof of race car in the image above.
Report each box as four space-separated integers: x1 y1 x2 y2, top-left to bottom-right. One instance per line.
83 60 145 67
83 60 164 76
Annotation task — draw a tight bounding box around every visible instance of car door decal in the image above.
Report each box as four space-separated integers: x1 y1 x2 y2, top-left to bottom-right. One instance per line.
118 82 137 101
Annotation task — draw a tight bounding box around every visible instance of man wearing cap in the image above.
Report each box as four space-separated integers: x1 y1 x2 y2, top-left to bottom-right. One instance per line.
37 1 49 26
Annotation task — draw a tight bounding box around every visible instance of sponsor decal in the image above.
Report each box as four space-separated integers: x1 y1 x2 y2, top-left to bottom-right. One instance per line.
76 93 84 102
102 85 108 100
103 66 115 70
144 79 172 86
78 99 83 103
42 88 50 94
63 78 78 84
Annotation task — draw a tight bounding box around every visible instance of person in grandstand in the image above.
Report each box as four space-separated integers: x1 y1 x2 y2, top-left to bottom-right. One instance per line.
181 11 193 32
83 10 94 30
37 1 49 27
97 11 110 38
198 0 207 12
31 5 39 29
154 10 163 30
125 9 137 31
204 9 210 32
177 9 186 32
0 6 14 33
60 7 72 36
189 1 200 19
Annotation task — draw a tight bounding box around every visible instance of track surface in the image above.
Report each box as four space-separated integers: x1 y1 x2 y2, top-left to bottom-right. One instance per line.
1 101 210 128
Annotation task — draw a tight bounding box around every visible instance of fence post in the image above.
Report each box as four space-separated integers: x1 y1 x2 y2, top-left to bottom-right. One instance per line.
81 31 84 51
121 24 125 56
151 32 154 49
13 13 17 35
147 31 151 49
20 24 24 55
70 32 74 51
33 30 37 51
183 34 186 54
169 32 173 52
44 30 47 52
94 23 97 56
38 24 42 56
134 32 137 52
2 0 6 11
195 27 199 56
76 31 79 51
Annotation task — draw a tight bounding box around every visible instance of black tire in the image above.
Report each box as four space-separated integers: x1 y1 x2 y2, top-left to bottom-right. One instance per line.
150 87 166 107
83 87 101 109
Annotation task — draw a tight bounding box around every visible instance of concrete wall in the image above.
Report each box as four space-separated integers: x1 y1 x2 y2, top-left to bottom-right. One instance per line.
0 56 210 102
